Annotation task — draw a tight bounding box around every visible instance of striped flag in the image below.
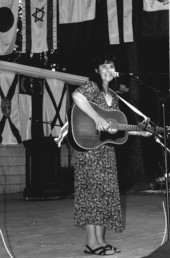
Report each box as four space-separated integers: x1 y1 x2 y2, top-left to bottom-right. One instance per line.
59 0 96 24
142 0 169 37
0 0 19 55
22 0 57 53
107 0 140 44
43 78 68 138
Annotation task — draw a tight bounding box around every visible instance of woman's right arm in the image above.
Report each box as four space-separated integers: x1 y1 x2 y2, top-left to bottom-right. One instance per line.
72 91 109 131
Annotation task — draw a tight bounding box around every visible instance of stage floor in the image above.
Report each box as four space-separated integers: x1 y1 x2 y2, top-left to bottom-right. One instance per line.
0 193 168 258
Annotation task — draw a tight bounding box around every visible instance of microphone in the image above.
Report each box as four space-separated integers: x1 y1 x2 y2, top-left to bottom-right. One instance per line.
114 72 140 81
114 72 136 77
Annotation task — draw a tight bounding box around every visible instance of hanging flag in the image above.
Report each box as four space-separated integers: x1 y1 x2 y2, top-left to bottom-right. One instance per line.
18 75 32 142
0 0 19 55
22 0 57 53
107 0 141 44
59 0 96 23
142 0 169 37
0 71 22 145
43 79 68 138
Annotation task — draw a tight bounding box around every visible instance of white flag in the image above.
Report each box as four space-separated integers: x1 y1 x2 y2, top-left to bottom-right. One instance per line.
43 79 68 137
0 0 19 55
59 0 96 23
0 71 21 144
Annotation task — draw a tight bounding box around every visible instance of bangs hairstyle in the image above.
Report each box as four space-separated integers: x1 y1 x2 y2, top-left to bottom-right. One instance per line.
93 51 116 70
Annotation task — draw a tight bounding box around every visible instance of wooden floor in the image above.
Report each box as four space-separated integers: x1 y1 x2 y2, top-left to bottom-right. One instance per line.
0 193 168 258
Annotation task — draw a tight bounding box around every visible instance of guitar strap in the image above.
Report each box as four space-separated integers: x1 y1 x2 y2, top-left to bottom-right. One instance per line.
115 93 148 122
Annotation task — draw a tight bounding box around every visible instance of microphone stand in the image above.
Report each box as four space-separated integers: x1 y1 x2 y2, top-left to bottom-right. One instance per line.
156 103 170 242
142 103 170 242
157 91 170 242
135 77 170 241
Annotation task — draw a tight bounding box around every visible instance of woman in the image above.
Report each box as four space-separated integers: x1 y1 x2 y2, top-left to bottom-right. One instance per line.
72 51 122 255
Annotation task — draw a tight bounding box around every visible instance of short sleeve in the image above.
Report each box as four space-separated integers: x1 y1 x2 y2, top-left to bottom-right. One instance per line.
74 81 99 102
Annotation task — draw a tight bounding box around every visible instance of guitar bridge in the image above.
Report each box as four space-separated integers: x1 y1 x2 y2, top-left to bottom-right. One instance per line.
107 119 118 134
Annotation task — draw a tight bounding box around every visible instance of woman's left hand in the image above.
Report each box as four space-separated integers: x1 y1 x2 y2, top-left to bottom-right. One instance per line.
128 131 152 137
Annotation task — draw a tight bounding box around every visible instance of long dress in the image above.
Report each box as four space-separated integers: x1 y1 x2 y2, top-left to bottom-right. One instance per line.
73 81 123 231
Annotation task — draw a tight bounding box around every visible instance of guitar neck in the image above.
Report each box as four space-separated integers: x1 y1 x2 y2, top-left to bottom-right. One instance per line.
119 124 163 133
119 124 141 131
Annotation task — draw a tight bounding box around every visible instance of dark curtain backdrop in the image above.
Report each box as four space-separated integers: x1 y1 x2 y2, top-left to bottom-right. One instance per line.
0 0 169 191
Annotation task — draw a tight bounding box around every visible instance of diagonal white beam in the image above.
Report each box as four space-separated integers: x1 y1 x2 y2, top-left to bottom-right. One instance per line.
0 61 88 85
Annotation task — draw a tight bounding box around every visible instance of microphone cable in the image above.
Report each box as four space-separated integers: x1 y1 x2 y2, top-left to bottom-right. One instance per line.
0 229 14 258
161 197 168 246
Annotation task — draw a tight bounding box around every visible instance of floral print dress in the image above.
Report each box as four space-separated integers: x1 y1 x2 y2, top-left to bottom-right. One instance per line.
73 81 123 231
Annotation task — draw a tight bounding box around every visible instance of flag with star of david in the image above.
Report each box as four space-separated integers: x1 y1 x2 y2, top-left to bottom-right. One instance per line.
0 0 19 55
42 78 68 138
22 0 57 53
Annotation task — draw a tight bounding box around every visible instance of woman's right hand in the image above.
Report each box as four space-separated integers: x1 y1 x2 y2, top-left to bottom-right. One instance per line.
94 115 110 132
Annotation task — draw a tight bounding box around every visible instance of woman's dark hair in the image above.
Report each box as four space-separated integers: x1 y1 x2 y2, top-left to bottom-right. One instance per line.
93 51 116 70
89 50 118 91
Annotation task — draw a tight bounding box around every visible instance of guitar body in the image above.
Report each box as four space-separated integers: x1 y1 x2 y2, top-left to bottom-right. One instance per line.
68 102 129 150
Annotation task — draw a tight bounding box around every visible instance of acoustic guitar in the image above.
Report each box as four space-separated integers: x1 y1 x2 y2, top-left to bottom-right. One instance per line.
67 101 164 150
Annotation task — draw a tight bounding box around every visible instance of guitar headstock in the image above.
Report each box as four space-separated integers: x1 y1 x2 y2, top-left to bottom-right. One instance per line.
155 125 170 134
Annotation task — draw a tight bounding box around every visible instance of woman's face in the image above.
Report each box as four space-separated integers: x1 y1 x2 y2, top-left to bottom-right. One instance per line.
97 61 116 82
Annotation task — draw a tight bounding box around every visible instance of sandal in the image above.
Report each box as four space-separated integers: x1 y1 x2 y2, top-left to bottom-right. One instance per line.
84 244 115 255
105 244 121 253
